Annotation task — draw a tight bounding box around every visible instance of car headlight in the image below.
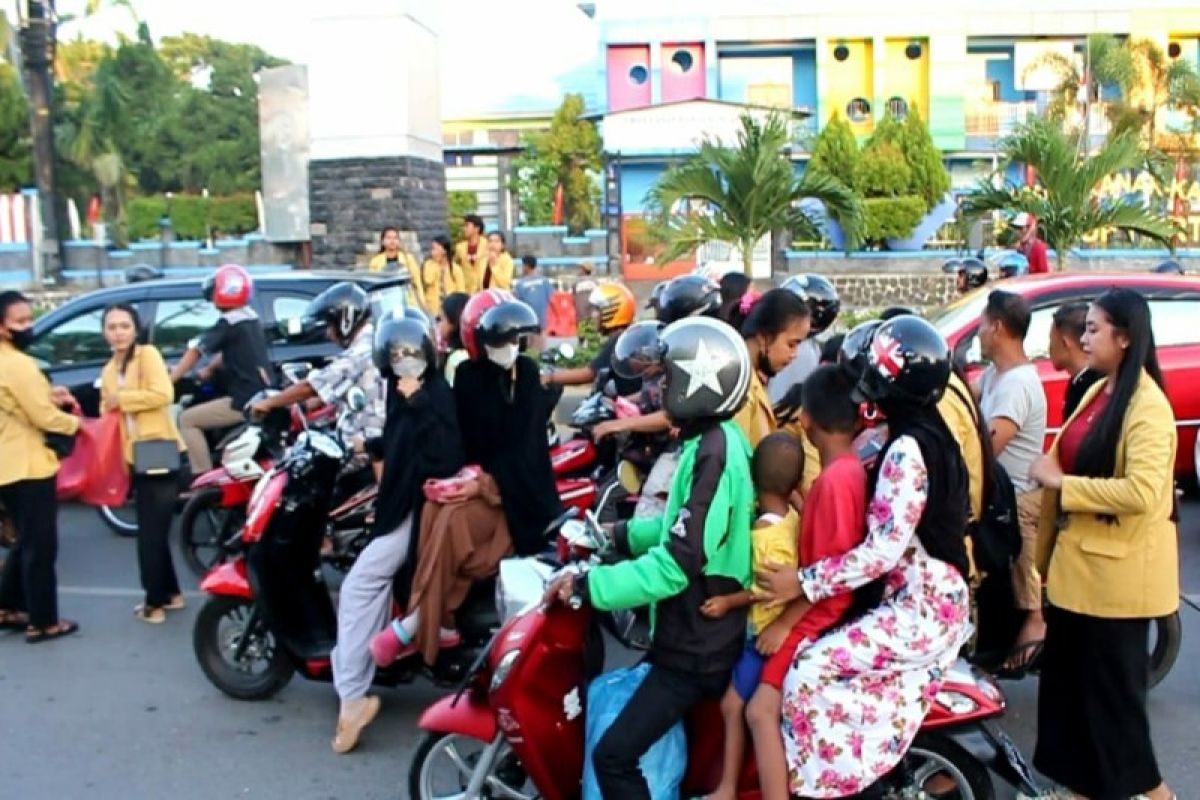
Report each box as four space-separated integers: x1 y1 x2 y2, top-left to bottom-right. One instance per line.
489 649 522 693
935 690 979 715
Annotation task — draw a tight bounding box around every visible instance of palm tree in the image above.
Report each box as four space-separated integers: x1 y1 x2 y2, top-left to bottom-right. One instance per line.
961 118 1181 271
647 112 863 276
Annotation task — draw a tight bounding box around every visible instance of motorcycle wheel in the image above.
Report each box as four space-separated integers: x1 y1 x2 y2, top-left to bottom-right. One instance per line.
900 732 994 800
97 502 138 537
408 732 537 800
179 487 245 579
193 596 293 701
1149 611 1182 690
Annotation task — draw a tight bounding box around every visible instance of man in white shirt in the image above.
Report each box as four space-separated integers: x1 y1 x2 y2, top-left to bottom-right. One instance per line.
974 290 1048 670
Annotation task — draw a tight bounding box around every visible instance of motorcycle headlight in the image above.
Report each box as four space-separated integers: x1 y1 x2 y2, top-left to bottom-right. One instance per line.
935 690 979 715
489 649 522 693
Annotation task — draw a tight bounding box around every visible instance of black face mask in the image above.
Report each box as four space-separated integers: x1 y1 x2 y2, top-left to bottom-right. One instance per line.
8 327 34 352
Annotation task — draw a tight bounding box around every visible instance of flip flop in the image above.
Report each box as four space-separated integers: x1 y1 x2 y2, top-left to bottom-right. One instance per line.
0 611 29 631
25 619 79 644
331 695 381 754
992 639 1045 680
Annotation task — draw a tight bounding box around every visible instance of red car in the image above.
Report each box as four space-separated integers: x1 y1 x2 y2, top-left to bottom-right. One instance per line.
928 271 1200 477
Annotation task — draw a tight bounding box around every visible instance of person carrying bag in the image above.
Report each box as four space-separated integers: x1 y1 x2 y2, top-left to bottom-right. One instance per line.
100 304 187 625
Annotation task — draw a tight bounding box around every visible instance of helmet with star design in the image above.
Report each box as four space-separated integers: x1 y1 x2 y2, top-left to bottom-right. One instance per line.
659 316 752 423
851 315 950 409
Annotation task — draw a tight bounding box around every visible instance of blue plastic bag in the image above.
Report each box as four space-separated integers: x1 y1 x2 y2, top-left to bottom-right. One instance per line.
582 663 687 800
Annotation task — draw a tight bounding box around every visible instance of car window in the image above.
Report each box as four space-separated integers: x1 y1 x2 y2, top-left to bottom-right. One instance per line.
153 298 221 355
1149 299 1200 346
956 304 1058 367
267 294 314 344
29 306 109 365
370 285 410 321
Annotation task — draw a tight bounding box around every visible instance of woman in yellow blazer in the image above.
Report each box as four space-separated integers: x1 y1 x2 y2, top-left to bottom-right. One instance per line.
454 214 488 293
100 304 187 624
419 235 465 313
1028 289 1177 800
368 226 423 301
480 231 515 291
0 290 81 643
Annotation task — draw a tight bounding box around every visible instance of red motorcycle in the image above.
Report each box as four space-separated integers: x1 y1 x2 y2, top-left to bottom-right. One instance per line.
407 514 1044 800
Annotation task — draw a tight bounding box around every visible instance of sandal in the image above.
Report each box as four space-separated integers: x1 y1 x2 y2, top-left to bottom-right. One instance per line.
0 610 29 631
164 594 186 611
25 619 79 644
134 606 166 624
992 639 1045 680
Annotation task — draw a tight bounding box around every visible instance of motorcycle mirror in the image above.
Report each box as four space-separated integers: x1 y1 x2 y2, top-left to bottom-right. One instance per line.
557 342 576 360
346 387 368 413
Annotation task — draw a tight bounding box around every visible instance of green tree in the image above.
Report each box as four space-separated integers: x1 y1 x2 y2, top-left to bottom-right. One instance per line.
447 191 478 242
899 106 951 211
853 141 911 197
511 94 601 234
806 113 859 186
961 118 1181 271
649 112 863 275
0 61 32 191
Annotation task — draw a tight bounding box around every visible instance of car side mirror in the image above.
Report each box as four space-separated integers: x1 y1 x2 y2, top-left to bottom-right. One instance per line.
346 386 368 413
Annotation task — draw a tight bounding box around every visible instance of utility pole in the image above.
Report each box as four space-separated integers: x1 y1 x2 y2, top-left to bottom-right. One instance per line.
20 1 63 285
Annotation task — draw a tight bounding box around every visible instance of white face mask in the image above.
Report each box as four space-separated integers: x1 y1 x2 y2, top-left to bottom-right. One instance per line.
392 356 426 380
486 343 519 369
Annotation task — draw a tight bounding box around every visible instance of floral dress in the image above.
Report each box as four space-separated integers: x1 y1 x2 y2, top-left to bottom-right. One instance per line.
779 436 972 797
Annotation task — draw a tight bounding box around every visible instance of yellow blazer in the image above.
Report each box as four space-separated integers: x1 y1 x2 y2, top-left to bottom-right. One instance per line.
938 371 985 522
1035 371 1179 619
454 239 488 293
100 344 186 465
480 252 515 291
0 340 81 483
419 258 466 312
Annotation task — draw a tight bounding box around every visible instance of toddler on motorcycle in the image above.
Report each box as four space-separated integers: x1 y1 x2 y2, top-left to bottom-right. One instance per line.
544 317 755 800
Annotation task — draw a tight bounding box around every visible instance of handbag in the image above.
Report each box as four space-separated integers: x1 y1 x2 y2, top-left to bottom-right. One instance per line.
133 439 180 477
45 431 78 458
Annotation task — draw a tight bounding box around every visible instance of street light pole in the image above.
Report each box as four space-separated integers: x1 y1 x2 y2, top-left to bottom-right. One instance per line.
20 0 63 286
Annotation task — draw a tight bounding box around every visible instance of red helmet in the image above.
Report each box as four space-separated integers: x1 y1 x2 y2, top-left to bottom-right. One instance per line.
203 264 253 310
460 289 515 359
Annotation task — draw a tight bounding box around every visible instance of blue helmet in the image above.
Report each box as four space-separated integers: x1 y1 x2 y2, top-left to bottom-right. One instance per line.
997 252 1029 279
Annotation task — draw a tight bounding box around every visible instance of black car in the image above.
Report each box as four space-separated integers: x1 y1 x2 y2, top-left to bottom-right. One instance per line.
30 271 412 416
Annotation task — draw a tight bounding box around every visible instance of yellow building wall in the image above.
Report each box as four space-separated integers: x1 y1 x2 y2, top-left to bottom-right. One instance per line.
820 38 875 135
879 38 930 122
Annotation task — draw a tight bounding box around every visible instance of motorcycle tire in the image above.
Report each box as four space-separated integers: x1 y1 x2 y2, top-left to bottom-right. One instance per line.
408 731 535 800
179 487 245 579
193 596 293 701
97 502 138 537
902 732 994 800
1149 611 1182 690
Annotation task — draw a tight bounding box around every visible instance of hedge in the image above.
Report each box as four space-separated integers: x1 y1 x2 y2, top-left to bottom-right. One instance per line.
862 196 927 242
126 194 258 241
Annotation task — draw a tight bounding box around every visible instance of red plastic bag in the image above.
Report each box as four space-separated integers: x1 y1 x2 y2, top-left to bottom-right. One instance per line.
56 412 130 507
546 290 578 337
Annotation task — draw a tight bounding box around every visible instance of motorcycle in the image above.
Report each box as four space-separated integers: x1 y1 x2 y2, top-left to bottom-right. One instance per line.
192 387 578 701
408 514 1045 800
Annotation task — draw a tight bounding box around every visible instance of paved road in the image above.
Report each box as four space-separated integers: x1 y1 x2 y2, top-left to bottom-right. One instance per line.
1 500 1199 799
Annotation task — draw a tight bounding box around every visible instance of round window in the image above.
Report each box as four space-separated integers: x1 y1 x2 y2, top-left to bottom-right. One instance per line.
629 65 649 85
905 42 923 60
846 98 872 123
671 50 694 73
886 97 909 119
833 44 850 62
1168 42 1182 59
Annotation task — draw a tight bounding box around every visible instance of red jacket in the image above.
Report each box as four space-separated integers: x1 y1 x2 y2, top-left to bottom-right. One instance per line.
1022 238 1050 274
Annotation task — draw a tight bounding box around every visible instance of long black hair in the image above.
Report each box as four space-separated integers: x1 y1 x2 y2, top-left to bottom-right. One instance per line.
1072 288 1165 480
378 226 400 254
441 292 469 351
102 303 144 375
431 234 452 260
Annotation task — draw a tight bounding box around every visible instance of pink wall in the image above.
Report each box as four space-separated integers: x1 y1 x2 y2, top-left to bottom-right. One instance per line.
606 45 652 112
660 42 706 102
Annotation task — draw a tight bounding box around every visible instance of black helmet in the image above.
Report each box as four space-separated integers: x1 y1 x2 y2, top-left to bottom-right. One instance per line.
959 258 988 290
852 316 950 408
838 319 883 382
305 282 370 343
660 316 752 422
780 273 840 334
373 315 435 377
1154 259 1184 275
477 300 540 348
646 280 669 312
941 257 963 274
612 320 666 380
657 274 721 324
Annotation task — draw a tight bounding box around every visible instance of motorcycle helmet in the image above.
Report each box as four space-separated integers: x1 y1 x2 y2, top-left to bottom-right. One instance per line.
478 300 540 357
997 252 1029 279
460 288 515 359
941 257 963 275
588 282 638 333
612 320 666 380
304 282 370 343
852 315 951 409
656 274 721 324
1154 259 1184 275
373 315 435 379
837 319 883 383
958 258 988 291
646 280 669 312
202 263 253 310
659 316 752 422
780 273 840 335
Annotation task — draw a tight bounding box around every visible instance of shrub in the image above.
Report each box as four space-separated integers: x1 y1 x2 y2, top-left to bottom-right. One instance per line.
900 106 951 212
854 142 912 198
126 194 257 241
807 113 859 184
448 191 478 242
861 196 927 242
